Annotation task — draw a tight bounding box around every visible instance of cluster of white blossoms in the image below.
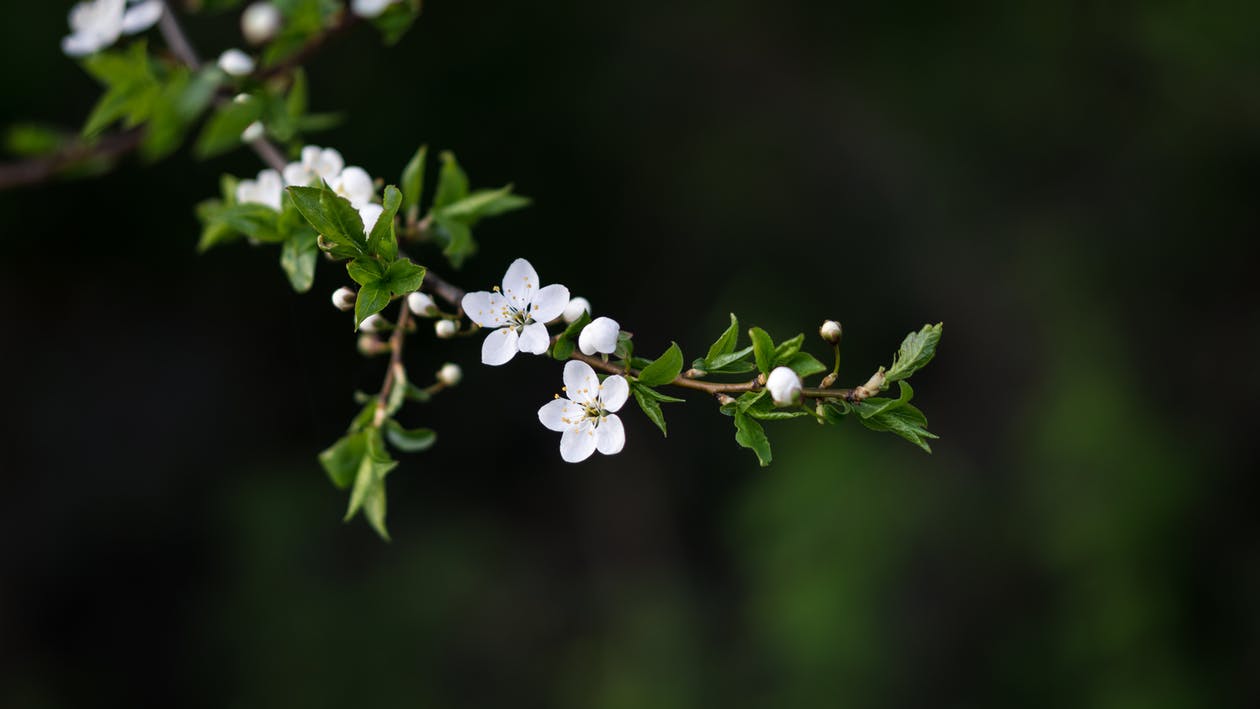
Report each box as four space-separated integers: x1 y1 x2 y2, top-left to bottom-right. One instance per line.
236 145 379 231
459 258 629 462
62 0 163 57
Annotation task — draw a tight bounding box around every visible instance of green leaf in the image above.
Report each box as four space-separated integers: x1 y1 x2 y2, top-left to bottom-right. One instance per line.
631 383 669 437
372 0 421 45
886 322 943 382
435 216 474 268
747 408 812 421
346 429 397 540
194 96 263 159
354 283 391 329
705 313 740 361
385 258 426 295
432 151 469 209
318 432 366 489
287 184 367 254
400 144 427 212
552 336 575 361
858 402 937 453
781 351 828 378
632 385 686 403
367 185 402 260
772 334 804 366
434 186 530 226
347 258 387 286
285 68 308 120
748 327 775 374
385 420 436 452
637 342 683 387
280 228 318 292
854 381 914 419
734 411 772 466
385 364 408 417
82 42 160 137
694 345 756 375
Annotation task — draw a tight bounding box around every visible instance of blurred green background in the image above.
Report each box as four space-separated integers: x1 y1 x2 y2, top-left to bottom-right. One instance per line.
1 1 1257 707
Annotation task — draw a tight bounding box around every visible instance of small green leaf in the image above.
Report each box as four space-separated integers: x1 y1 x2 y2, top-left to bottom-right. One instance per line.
552 336 575 361
435 186 530 226
346 430 397 540
705 313 740 361
432 151 469 209
747 408 812 421
631 383 669 437
749 327 775 374
734 411 772 466
384 258 426 295
347 258 387 286
280 228 318 292
287 184 367 254
772 334 804 366
886 322 943 382
318 432 366 489
632 386 686 403
858 401 937 453
354 283 391 329
781 351 828 378
194 96 263 159
435 216 474 268
400 144 427 212
637 342 684 387
385 420 437 452
367 185 402 260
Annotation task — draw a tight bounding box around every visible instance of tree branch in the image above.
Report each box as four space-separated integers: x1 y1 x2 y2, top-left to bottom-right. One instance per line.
374 304 413 425
0 129 143 190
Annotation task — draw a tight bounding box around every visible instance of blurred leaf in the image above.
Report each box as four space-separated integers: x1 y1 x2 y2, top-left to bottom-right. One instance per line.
886 322 943 383
400 144 426 212
280 228 318 292
345 429 397 540
432 151 469 209
372 0 422 45
435 186 530 226
82 41 159 137
194 96 264 159
385 420 437 452
4 123 68 157
317 431 366 490
435 216 474 268
637 342 683 386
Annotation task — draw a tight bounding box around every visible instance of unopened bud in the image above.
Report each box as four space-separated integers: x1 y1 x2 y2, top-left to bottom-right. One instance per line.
820 320 842 344
331 287 356 311
766 366 803 407
357 333 389 356
217 48 256 77
241 120 264 142
241 2 282 45
407 291 437 317
359 313 387 333
820 372 837 388
437 363 462 386
434 319 457 339
717 394 737 406
562 296 591 324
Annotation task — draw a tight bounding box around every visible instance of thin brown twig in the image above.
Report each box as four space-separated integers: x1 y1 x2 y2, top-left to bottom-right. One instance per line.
374 304 413 424
0 129 144 190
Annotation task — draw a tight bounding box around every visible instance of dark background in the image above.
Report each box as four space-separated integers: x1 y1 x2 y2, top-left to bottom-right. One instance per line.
2 1 1258 706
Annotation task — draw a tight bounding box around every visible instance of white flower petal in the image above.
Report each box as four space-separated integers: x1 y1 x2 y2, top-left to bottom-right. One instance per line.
599 375 629 412
480 327 519 366
578 316 620 356
538 398 583 433
62 32 104 57
282 163 311 187
461 291 510 328
530 283 570 323
120 0 163 34
562 297 591 324
241 2 282 45
333 166 374 207
595 414 625 455
501 258 539 309
560 423 598 463
315 148 344 178
517 321 550 354
358 203 384 234
351 0 396 18
218 48 255 76
563 360 600 405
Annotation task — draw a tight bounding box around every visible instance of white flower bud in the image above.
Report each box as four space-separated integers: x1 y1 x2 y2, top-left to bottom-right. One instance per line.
562 296 591 324
436 363 462 386
241 2 282 45
217 48 256 77
331 287 356 311
434 319 457 339
766 366 803 407
820 320 842 344
407 291 437 317
241 120 264 142
578 316 620 356
853 367 886 401
360 314 388 332
232 93 251 104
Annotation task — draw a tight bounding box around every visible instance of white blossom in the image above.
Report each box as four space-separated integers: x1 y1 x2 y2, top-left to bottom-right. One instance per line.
407 292 437 317
358 203 384 233
820 320 842 344
578 316 620 356
437 363 462 387
235 169 283 210
62 0 163 57
360 313 387 332
241 120 265 142
217 48 256 76
241 2 282 45
282 145 345 187
461 258 570 366
766 366 803 407
329 166 376 208
538 360 628 463
331 287 356 311
562 296 591 324
434 319 457 338
351 0 401 19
